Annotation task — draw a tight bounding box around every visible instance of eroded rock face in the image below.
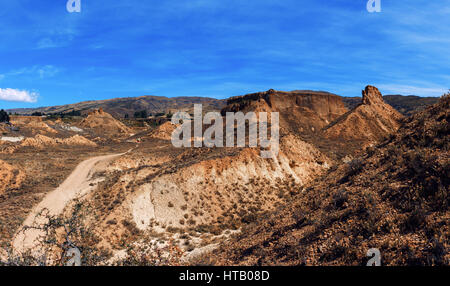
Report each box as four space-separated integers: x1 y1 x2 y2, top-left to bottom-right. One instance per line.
324 85 404 143
362 85 384 105
223 89 348 136
225 89 347 120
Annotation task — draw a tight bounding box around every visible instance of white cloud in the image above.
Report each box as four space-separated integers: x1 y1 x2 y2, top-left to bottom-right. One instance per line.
0 88 38 103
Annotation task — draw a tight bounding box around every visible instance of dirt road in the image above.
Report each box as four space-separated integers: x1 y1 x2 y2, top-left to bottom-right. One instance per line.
12 151 129 255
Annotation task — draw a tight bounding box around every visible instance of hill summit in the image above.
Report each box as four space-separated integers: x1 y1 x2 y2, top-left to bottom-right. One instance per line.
324 85 403 144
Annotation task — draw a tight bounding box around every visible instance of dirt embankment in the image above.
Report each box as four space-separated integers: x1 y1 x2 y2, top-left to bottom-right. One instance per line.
0 160 25 196
1 134 97 154
80 108 131 136
149 122 178 141
10 116 57 135
21 134 97 148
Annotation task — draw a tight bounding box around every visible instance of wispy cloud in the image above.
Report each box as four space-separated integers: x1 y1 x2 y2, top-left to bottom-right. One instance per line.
0 88 38 103
36 38 61 49
36 29 78 49
3 65 60 79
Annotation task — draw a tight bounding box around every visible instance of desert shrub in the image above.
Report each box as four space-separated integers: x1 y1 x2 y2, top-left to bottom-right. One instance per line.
1 202 108 266
339 158 364 184
194 224 211 233
106 219 117 225
166 226 181 233
425 238 446 265
400 208 427 233
366 146 376 157
241 213 257 224
116 240 184 266
134 110 148 119
403 150 448 210
331 189 348 210
318 244 347 263
0 109 9 123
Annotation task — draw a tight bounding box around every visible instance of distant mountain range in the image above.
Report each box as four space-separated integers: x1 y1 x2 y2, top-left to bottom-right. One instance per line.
6 93 440 118
6 96 226 118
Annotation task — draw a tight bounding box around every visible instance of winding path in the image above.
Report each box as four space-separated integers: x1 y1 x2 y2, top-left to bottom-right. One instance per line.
12 151 129 254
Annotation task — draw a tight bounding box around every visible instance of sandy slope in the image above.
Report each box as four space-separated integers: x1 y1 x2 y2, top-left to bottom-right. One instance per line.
12 151 130 255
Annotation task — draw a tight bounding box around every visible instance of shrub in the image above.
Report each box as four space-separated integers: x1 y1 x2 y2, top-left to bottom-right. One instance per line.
0 110 10 123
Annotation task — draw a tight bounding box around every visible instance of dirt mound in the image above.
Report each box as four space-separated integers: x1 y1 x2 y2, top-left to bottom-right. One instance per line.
324 86 403 143
62 135 97 146
21 134 55 148
10 116 57 135
26 121 57 134
10 116 42 124
0 160 25 196
205 94 449 266
21 134 97 149
80 108 131 136
149 122 178 140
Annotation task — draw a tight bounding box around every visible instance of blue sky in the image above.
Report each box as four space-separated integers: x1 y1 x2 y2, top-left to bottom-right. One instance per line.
0 0 449 109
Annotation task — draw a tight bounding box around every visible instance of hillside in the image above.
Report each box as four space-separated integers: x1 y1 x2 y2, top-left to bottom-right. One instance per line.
203 94 449 266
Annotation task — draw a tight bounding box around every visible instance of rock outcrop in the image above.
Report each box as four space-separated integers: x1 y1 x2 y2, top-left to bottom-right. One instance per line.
223 89 348 137
324 85 403 143
80 108 131 136
362 85 384 105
